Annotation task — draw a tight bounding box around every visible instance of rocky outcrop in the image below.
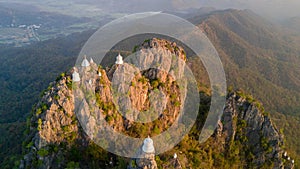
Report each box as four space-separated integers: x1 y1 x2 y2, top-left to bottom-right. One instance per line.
20 74 82 169
20 38 187 169
135 154 157 169
216 92 294 169
19 38 294 169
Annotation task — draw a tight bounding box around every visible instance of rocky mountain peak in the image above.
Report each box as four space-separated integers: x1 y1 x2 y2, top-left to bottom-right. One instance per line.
19 38 295 169
139 38 186 62
215 92 294 168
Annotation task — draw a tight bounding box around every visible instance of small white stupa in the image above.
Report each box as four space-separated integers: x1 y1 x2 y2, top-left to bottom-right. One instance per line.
115 53 124 65
90 58 94 64
174 153 177 159
142 136 155 154
98 70 102 77
81 55 90 67
72 68 80 82
135 136 157 169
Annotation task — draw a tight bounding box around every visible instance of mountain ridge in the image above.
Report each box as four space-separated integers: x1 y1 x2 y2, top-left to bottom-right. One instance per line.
191 10 300 164
20 38 295 169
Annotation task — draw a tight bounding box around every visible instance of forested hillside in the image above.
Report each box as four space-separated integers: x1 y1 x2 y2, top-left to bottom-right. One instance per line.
190 9 300 165
0 30 94 167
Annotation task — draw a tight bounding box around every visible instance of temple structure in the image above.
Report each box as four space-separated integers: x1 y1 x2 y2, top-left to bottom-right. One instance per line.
134 136 157 169
142 136 155 154
115 53 124 65
81 55 90 67
90 58 94 64
72 68 80 82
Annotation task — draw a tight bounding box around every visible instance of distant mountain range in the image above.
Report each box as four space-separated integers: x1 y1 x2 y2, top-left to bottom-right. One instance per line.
0 8 299 168
193 9 300 114
282 17 300 33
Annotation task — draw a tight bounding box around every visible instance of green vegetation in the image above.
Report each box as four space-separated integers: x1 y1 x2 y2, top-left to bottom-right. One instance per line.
56 72 66 82
151 79 160 89
130 160 137 168
165 44 172 51
153 125 161 135
35 108 42 116
37 118 42 131
132 45 139 53
54 94 60 101
66 76 73 90
131 81 136 87
26 141 34 149
96 100 114 114
236 90 268 116
48 144 59 153
106 115 113 123
37 148 49 157
41 103 49 112
65 161 79 169
62 125 71 133
174 101 181 107
138 76 148 84
144 39 151 43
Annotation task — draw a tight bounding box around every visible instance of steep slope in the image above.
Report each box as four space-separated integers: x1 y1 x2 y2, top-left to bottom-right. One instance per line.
191 9 300 114
188 9 300 165
20 39 294 169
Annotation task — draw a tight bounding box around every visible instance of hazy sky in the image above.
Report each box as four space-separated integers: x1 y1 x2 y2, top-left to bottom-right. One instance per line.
172 0 300 19
1 0 299 20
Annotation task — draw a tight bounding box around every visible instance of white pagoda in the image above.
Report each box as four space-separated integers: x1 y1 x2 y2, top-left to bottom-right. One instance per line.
134 136 157 169
174 153 177 159
72 68 80 82
115 53 124 65
81 55 90 67
142 136 155 154
90 58 94 64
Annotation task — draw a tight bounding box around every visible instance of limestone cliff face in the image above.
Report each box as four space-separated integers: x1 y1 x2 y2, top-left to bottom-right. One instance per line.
20 74 83 169
19 38 294 169
215 92 294 169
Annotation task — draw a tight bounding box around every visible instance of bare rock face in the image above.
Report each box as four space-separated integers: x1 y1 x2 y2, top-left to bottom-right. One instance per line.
134 150 158 169
98 38 187 134
139 38 186 62
20 74 82 169
217 92 294 169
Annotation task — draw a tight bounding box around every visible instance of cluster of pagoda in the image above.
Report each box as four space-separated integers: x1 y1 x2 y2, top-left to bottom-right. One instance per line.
72 53 124 82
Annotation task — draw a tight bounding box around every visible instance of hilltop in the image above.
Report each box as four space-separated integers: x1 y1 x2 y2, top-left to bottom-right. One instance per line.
19 38 294 169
